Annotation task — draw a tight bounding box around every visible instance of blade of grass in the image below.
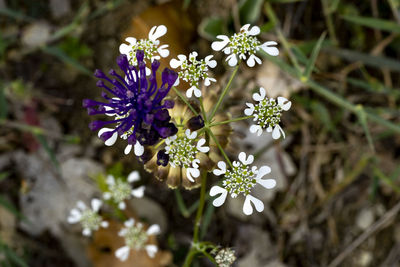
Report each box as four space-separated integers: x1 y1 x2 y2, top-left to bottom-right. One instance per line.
341 15 400 34
0 196 28 222
356 105 375 153
373 167 400 194
199 201 215 239
303 32 326 80
324 48 400 72
175 189 190 218
41 46 91 76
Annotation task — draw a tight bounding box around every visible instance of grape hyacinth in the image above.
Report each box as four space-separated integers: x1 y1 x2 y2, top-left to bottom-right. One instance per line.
83 50 178 160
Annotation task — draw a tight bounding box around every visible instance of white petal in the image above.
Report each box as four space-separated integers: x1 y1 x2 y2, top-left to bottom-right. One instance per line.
119 43 132 55
148 25 167 41
244 103 255 116
106 175 115 185
157 44 169 57
127 171 140 183
186 87 194 98
211 35 230 51
193 88 202 97
241 24 250 32
131 186 145 198
253 87 266 101
213 161 226 176
125 37 137 45
277 96 292 111
196 139 210 153
170 58 183 69
91 198 102 212
243 195 264 215
256 166 271 179
67 209 82 224
246 54 256 67
257 178 276 189
115 246 130 261
204 77 216 86
145 67 151 76
260 41 279 56
249 125 263 136
147 224 161 235
186 167 200 182
238 152 254 165
272 125 282 139
101 221 109 228
226 54 238 67
125 218 134 227
82 228 91 236
118 202 126 210
98 128 118 146
248 25 260 36
174 78 180 86
205 55 217 68
145 245 158 258
103 192 112 200
124 144 132 155
209 186 228 207
134 142 144 156
185 129 197 139
192 159 200 168
77 201 86 210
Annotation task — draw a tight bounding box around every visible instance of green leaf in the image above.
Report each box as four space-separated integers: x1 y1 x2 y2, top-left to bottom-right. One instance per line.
198 17 225 41
356 105 375 153
41 46 92 76
239 0 264 25
303 32 326 80
200 201 215 239
325 48 400 73
341 15 400 33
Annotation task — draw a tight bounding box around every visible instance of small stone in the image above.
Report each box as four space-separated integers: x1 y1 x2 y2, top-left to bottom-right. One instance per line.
21 22 51 47
356 208 374 230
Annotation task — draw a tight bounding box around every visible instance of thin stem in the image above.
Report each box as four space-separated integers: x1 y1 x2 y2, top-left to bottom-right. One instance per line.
201 250 217 265
183 248 198 267
193 171 208 242
172 86 199 116
209 64 240 120
209 115 253 127
174 189 190 218
206 128 233 169
199 96 208 123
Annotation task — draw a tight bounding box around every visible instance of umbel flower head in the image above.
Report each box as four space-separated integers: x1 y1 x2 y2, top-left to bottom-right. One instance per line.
210 152 276 215
67 198 109 236
103 171 145 210
145 95 232 189
119 25 169 67
83 50 178 160
244 87 291 139
169 51 217 98
115 218 161 261
211 24 279 67
214 248 236 267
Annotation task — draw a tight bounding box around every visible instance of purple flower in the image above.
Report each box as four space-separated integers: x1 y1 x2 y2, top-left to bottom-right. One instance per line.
83 50 178 159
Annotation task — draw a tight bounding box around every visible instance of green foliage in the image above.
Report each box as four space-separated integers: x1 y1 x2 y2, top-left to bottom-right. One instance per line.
239 0 264 25
58 37 93 60
198 17 225 41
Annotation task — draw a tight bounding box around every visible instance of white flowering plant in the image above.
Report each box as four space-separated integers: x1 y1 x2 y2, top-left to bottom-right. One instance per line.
77 23 292 266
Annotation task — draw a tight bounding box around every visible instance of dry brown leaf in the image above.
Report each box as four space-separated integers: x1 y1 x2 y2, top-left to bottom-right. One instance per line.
87 220 172 267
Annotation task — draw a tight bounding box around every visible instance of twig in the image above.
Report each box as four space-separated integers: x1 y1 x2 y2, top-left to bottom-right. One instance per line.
328 200 400 267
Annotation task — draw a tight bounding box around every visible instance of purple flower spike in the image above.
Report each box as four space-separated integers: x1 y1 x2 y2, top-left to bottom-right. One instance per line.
83 50 178 161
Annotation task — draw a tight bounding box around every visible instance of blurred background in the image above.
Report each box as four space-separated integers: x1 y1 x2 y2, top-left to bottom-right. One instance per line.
1 0 400 266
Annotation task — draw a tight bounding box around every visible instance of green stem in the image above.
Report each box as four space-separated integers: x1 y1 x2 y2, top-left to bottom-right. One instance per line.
209 64 240 120
206 128 233 169
183 171 208 267
201 250 217 265
199 96 208 123
174 189 190 218
172 86 199 116
209 115 253 127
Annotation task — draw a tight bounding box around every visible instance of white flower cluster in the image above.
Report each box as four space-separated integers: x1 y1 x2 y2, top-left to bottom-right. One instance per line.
210 152 276 215
103 171 145 210
119 25 169 67
215 248 236 267
170 52 217 98
67 199 109 236
244 87 291 139
115 218 161 261
211 24 279 67
165 129 209 182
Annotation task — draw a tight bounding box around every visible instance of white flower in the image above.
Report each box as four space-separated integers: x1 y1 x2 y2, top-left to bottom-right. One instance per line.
214 248 236 267
119 25 169 66
103 171 145 210
211 24 279 67
209 152 276 215
164 129 209 182
67 198 108 236
244 87 291 139
115 218 161 261
169 51 217 98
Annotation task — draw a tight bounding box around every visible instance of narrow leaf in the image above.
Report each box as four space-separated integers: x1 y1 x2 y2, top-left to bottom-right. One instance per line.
303 32 326 80
41 46 91 75
341 15 400 33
